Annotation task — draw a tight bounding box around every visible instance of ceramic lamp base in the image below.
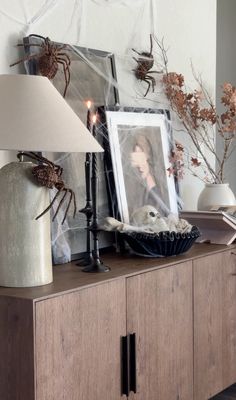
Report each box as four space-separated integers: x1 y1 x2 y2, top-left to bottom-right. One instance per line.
0 161 52 287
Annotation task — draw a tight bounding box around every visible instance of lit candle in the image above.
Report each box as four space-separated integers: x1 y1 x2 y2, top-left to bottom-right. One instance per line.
92 114 96 138
92 115 97 178
86 100 92 132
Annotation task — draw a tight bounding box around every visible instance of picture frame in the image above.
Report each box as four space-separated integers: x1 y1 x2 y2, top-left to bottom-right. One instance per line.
99 107 179 224
23 34 119 116
22 35 119 261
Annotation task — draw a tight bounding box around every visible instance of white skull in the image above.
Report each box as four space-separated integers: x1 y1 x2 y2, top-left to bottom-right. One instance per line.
131 205 160 226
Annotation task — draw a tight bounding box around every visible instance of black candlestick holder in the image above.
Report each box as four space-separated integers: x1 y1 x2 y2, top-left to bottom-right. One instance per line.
76 105 93 266
82 123 109 273
76 153 93 267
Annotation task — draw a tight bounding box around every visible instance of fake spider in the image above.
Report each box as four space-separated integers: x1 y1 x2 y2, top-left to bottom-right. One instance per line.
10 34 71 97
18 152 76 225
132 34 162 97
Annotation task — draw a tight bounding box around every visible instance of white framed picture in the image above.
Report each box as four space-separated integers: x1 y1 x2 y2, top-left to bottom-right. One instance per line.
105 108 179 223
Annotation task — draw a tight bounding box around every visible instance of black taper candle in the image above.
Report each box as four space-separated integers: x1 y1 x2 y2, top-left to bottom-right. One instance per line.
83 117 109 273
86 101 92 132
76 102 93 266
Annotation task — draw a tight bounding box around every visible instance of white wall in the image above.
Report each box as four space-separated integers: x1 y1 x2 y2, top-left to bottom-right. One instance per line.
1 0 218 210
216 0 236 194
155 0 217 209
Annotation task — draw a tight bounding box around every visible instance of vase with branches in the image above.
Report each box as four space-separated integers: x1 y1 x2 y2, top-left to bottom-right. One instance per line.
153 37 236 186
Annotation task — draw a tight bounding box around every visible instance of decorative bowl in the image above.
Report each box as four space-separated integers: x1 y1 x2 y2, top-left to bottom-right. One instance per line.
121 226 201 257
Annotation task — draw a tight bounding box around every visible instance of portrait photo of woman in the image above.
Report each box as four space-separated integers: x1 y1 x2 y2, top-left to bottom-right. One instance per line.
129 133 170 216
105 109 179 223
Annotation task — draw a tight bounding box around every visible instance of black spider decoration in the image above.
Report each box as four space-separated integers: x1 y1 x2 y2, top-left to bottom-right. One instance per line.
132 34 162 97
10 34 71 98
18 152 76 225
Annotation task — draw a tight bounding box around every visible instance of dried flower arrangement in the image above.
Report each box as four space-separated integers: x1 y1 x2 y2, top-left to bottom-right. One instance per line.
139 37 236 184
163 73 236 183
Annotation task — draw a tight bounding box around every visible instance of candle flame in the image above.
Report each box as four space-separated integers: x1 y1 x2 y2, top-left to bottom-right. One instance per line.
92 114 96 124
86 100 92 109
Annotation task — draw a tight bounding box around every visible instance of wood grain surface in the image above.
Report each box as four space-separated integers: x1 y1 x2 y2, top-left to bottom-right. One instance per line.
35 279 126 400
0 297 34 400
0 244 235 400
211 383 236 399
0 243 234 301
127 261 193 400
194 250 236 400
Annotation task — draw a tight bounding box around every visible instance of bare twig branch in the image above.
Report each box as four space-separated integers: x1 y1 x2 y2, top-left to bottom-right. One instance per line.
152 37 236 183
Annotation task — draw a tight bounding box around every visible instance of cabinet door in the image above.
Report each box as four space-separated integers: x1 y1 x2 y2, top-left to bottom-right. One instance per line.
35 280 126 400
194 250 236 400
127 262 193 400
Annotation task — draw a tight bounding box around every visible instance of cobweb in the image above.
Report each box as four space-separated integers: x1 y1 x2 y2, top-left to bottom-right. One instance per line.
16 0 182 264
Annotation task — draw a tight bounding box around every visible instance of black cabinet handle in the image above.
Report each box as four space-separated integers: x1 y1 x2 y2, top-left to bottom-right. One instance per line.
121 333 137 396
121 335 129 396
129 333 137 393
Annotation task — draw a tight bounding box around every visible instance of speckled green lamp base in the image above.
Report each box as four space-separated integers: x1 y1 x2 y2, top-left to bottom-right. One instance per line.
0 161 52 287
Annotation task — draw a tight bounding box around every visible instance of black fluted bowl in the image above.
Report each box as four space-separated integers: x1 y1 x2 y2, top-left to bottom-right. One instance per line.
121 226 201 257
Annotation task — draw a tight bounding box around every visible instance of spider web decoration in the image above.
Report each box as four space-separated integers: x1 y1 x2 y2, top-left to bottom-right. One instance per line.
23 34 119 263
10 0 182 263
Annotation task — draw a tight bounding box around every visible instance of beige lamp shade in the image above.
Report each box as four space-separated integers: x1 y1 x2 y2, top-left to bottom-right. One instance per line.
0 74 103 288
0 74 103 153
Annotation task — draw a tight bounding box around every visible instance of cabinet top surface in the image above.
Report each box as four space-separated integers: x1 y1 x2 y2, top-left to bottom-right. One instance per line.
0 243 235 301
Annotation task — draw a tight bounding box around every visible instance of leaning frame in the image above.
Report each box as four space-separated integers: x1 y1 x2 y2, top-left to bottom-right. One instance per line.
22 34 119 262
100 107 179 224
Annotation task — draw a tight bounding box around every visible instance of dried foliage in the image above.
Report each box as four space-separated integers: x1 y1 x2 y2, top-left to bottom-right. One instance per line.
167 141 185 180
152 37 236 184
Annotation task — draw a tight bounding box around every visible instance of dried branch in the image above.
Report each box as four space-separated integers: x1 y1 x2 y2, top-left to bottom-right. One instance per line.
153 38 236 183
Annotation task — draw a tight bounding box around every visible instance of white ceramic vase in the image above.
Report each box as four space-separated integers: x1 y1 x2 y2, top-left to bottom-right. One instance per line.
197 183 236 211
0 161 53 287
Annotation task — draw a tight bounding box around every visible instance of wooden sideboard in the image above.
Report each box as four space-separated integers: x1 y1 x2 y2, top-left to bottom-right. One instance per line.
0 243 236 400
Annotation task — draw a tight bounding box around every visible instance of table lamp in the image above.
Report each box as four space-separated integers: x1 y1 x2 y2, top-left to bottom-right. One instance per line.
0 74 103 288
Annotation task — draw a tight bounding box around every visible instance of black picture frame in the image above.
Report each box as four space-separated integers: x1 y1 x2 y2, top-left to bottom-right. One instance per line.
22 34 119 260
23 35 119 106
